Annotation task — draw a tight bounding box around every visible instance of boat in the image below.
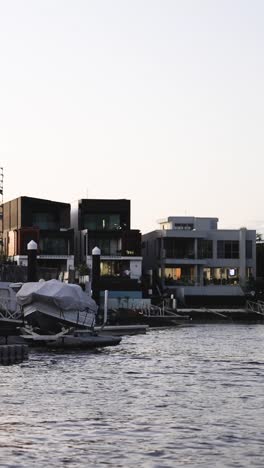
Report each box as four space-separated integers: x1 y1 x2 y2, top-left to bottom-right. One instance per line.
20 327 122 349
16 279 97 333
0 282 23 339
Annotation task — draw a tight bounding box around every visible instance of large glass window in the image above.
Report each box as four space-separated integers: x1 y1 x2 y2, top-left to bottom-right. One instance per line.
217 241 239 259
203 267 240 285
100 260 130 277
83 214 121 231
32 212 59 230
39 237 68 255
164 238 195 259
164 266 195 285
198 239 213 258
88 238 121 255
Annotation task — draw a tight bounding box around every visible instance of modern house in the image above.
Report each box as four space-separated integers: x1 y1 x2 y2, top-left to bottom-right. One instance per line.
71 199 144 307
2 197 74 273
142 216 256 306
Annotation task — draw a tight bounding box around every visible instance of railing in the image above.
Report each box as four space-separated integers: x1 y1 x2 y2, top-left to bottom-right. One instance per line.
165 278 240 286
246 300 264 316
57 308 95 327
0 298 22 321
127 302 181 318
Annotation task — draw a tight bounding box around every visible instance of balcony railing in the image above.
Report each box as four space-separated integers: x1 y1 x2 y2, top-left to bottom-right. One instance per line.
165 250 195 259
164 277 240 287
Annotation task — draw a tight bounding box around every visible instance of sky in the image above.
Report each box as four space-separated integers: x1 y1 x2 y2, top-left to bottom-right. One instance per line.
0 0 263 234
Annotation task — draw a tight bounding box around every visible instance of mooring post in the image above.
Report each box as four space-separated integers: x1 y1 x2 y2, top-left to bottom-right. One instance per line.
92 246 101 307
27 240 38 282
103 290 109 326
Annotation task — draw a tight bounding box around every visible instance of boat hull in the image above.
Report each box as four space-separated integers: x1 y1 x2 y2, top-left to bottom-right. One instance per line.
22 332 122 349
23 302 95 333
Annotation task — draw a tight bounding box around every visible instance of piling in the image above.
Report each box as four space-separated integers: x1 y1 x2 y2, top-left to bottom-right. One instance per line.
92 246 101 307
27 240 38 282
0 344 29 365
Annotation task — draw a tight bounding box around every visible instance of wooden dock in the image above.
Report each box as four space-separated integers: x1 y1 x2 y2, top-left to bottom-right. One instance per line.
94 324 149 336
176 303 264 322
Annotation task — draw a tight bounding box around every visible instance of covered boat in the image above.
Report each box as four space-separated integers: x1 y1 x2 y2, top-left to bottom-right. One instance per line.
0 282 23 339
16 279 97 333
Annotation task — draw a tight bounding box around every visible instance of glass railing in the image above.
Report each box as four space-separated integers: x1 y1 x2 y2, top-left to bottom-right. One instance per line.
165 251 195 259
164 277 240 286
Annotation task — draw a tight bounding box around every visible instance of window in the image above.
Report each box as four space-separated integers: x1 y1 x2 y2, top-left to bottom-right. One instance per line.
174 224 194 230
164 266 195 285
83 214 121 231
32 212 59 230
39 237 68 255
198 240 213 258
217 241 239 259
88 237 121 255
164 238 194 259
204 267 240 285
100 260 130 277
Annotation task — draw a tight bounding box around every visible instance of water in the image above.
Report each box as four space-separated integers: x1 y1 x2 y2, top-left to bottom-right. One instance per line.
0 324 264 467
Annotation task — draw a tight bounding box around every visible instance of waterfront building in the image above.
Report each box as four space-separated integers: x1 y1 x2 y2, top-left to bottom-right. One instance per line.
2 197 74 272
71 199 143 307
142 216 256 306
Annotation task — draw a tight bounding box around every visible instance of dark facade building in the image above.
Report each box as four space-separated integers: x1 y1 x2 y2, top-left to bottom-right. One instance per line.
71 199 143 305
3 196 74 271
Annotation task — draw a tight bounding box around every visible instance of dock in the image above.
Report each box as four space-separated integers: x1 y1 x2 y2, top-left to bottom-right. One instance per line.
176 302 264 322
94 324 149 336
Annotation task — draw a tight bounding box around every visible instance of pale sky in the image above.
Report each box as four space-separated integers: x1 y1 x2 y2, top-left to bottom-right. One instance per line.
0 0 263 234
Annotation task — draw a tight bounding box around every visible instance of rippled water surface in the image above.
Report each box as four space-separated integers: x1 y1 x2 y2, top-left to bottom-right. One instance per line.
1 324 264 467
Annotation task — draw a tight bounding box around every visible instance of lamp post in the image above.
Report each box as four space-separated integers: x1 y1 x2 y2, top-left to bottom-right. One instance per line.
27 240 38 282
92 246 101 307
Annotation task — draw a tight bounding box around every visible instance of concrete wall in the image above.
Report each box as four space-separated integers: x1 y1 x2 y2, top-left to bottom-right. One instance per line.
129 260 142 279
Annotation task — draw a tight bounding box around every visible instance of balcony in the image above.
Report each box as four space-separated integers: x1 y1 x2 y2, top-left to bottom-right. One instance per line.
99 276 141 291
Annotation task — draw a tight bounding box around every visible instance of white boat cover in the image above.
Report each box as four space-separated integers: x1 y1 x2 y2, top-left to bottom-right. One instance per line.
16 279 97 314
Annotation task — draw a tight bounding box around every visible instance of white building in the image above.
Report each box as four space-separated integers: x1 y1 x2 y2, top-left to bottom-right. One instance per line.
142 216 256 305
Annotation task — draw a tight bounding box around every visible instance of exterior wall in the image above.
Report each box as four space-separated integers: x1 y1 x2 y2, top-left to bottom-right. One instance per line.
72 199 143 296
14 255 74 270
158 216 218 231
77 199 131 231
3 196 70 231
20 197 70 229
130 259 142 279
14 255 28 267
71 199 137 263
71 199 142 279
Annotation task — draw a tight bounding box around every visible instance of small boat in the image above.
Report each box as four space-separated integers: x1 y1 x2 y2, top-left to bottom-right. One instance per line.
0 282 23 339
16 279 97 333
20 327 122 349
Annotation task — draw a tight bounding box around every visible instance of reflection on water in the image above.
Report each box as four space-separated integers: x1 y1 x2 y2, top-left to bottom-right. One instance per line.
0 324 264 467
